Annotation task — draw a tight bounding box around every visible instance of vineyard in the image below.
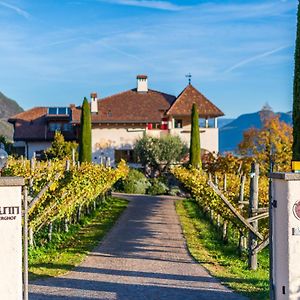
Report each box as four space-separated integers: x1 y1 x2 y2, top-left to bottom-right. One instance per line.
172 163 270 269
3 157 128 246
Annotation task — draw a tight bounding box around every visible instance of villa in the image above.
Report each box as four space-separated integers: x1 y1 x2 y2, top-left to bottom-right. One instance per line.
9 75 224 165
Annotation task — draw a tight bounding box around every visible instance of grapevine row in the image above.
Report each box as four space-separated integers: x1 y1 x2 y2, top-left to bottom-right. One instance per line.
4 158 129 233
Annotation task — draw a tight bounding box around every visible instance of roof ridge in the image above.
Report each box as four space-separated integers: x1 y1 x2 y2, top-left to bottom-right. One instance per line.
99 88 176 103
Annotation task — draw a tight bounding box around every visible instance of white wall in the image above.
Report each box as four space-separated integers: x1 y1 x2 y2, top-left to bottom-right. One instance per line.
169 127 219 153
92 127 146 165
271 174 300 300
12 141 52 159
27 142 52 159
92 125 219 165
0 182 23 300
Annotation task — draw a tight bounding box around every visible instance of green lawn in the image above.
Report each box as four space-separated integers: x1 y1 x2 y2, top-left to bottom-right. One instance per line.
28 197 128 280
176 198 269 300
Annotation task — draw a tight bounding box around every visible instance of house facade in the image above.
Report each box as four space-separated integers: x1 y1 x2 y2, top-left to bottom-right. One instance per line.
9 75 224 164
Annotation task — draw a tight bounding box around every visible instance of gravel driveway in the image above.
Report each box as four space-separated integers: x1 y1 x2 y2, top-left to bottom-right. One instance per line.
29 194 247 300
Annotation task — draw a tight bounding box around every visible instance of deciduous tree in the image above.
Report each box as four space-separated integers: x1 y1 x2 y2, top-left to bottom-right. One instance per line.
45 131 78 160
134 135 187 177
238 114 292 174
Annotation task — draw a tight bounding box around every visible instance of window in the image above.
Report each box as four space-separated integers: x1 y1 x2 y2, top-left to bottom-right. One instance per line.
49 123 61 131
48 107 57 114
62 123 72 131
47 107 70 115
49 122 72 132
174 119 183 128
115 150 137 163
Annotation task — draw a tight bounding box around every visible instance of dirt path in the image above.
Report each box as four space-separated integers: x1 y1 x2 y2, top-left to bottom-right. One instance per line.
29 194 247 300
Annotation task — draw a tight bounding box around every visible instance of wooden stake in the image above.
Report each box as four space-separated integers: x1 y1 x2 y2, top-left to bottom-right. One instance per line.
248 163 259 270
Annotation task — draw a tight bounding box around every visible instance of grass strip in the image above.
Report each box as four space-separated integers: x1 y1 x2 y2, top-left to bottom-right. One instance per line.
175 198 269 300
29 197 128 280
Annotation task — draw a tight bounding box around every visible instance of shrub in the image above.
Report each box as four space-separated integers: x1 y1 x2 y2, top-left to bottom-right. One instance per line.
168 186 181 196
147 179 168 195
115 169 150 194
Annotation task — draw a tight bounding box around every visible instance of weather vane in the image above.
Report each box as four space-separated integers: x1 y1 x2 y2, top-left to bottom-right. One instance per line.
185 73 192 85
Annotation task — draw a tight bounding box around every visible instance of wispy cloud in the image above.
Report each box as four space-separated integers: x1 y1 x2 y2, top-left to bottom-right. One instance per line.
224 45 292 73
0 1 30 19
99 0 191 11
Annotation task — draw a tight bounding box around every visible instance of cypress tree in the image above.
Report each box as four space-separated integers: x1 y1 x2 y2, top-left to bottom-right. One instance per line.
293 0 300 161
189 103 201 169
79 97 92 163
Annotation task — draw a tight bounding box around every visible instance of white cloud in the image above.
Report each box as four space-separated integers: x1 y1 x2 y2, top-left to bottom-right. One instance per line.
0 1 30 19
224 45 292 73
99 0 191 11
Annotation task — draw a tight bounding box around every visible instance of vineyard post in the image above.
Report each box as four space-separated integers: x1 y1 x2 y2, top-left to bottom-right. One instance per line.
248 163 259 270
72 148 76 166
223 174 227 191
239 175 246 205
64 219 69 232
238 230 244 256
77 205 82 222
30 157 35 172
214 174 218 186
29 228 34 247
66 160 70 171
48 222 53 242
222 220 228 242
217 214 221 228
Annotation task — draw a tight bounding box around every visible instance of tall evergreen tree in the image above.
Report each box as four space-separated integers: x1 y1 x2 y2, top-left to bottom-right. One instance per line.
293 0 300 161
79 97 92 163
189 103 201 169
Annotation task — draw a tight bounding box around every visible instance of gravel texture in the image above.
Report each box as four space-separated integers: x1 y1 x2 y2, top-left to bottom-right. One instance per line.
29 194 247 300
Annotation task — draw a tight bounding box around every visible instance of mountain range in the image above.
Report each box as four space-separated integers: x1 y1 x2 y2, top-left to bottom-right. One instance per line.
0 92 23 140
219 110 292 153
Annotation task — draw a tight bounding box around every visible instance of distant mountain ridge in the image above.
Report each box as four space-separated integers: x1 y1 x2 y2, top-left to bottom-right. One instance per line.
0 92 23 140
219 110 292 153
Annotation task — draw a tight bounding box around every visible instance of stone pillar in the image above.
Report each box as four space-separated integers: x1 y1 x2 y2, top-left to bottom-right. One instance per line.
270 173 300 300
0 177 24 300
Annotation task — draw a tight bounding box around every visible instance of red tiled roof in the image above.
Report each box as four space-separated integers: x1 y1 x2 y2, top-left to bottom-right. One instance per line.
72 89 176 124
166 84 224 118
9 106 80 141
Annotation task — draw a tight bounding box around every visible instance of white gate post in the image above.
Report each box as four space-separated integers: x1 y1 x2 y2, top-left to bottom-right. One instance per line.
0 177 25 300
270 173 300 300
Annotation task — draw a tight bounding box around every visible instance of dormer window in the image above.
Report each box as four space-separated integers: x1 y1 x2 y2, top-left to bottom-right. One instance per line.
47 107 70 115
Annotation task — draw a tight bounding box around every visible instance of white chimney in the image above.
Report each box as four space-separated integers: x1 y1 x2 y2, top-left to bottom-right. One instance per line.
90 92 98 113
137 75 148 93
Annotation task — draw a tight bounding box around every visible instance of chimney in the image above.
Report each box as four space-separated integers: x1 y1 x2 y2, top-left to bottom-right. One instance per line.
90 92 98 113
137 75 148 93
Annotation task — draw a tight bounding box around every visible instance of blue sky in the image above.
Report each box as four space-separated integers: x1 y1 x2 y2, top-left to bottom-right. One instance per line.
0 0 297 117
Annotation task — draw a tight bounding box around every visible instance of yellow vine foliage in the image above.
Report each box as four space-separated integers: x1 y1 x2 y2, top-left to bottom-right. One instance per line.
4 158 129 231
172 166 269 236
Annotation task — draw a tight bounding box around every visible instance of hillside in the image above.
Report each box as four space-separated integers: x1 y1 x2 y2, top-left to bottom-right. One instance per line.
219 110 292 153
0 92 23 140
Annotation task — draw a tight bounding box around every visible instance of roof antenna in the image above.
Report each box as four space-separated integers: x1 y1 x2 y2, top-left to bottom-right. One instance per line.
185 73 192 85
